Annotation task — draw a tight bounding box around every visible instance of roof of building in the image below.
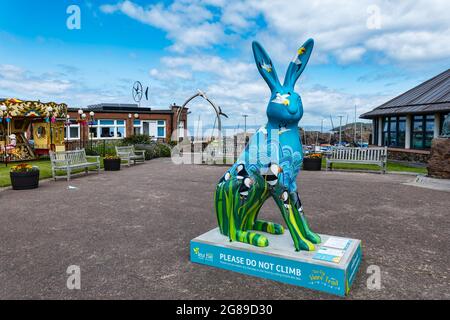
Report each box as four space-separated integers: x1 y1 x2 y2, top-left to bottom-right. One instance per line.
361 69 450 119
68 103 185 114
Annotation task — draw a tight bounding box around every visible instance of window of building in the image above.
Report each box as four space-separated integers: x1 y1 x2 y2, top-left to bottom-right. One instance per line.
89 119 126 139
64 120 80 140
412 114 434 149
133 120 166 138
398 116 406 147
133 120 142 135
382 116 405 148
440 113 449 135
157 120 166 138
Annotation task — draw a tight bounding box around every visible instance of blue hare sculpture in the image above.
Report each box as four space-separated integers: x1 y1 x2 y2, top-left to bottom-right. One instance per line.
214 39 321 251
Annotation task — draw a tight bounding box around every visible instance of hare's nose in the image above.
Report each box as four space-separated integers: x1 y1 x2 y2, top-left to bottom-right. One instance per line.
287 101 297 114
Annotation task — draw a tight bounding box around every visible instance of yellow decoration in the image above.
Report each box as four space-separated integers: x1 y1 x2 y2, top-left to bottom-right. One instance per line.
0 99 68 162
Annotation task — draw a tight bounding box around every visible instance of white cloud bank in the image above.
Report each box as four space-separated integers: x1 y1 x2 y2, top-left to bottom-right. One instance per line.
101 0 450 64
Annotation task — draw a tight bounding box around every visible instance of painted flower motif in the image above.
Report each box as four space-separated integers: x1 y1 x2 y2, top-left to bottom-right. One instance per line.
292 47 306 65
260 62 272 73
271 93 290 106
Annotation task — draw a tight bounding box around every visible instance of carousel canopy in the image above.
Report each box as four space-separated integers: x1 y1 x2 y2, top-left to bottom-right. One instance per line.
0 98 67 118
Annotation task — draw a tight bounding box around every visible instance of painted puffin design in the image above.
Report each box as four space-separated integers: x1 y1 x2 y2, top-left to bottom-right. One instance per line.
214 39 321 251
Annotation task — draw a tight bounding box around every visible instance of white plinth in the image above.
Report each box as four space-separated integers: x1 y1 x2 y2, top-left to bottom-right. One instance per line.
191 228 362 296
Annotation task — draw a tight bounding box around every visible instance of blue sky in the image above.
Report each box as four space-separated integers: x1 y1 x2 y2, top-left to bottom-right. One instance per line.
0 0 449 131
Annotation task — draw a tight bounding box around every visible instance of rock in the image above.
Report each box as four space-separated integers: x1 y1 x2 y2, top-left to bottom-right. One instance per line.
427 138 450 179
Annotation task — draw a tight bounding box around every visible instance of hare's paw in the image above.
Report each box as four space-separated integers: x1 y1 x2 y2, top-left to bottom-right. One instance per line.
252 220 284 235
235 230 269 247
279 204 315 251
299 214 321 244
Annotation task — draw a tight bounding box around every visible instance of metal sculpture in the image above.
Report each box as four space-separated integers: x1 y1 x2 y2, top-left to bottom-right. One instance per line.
175 90 228 141
214 40 321 251
132 81 143 103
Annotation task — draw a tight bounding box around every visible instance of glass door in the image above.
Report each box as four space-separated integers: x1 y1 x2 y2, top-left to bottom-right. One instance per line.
143 121 150 135
141 121 157 138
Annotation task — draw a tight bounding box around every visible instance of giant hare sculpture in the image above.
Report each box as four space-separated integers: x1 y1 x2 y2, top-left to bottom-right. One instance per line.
215 39 321 251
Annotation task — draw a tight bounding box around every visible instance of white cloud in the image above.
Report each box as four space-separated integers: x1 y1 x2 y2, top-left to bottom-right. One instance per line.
0 64 25 80
149 67 192 80
100 0 227 52
336 47 367 64
0 64 73 96
366 30 450 62
161 55 254 81
251 0 450 64
300 86 389 127
101 0 450 63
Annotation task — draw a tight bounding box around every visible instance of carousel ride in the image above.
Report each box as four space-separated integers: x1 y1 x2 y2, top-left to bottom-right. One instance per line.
0 98 67 163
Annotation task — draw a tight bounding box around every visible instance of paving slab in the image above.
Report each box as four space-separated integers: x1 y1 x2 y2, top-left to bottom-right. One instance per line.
0 159 449 299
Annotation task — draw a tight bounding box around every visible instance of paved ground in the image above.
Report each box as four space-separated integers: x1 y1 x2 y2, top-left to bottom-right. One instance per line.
0 158 449 300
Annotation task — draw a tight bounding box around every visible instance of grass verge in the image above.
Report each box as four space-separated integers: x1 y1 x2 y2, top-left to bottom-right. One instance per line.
0 158 104 187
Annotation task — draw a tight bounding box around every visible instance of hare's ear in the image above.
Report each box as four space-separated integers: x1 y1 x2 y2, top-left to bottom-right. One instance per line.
252 41 281 92
283 38 314 89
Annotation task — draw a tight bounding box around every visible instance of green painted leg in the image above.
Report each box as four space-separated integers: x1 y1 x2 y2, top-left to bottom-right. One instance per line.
289 192 321 244
234 230 269 247
298 212 321 244
273 196 315 251
252 220 284 235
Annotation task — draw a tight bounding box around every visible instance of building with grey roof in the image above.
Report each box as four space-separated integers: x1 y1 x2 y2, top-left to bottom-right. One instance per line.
361 69 450 151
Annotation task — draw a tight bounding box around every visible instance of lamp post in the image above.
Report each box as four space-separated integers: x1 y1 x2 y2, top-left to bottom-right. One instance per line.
65 114 71 150
77 109 85 149
0 104 8 166
89 111 95 150
47 106 54 151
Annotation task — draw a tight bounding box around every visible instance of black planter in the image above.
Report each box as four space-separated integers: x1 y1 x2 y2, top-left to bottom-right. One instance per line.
104 158 121 171
303 158 322 171
10 170 40 190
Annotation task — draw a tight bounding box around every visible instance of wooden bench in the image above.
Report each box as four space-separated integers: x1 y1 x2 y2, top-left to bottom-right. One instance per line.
325 147 388 174
50 149 100 181
115 145 145 167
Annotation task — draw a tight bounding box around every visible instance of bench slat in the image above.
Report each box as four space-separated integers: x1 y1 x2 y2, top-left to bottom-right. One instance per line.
326 147 387 173
50 149 100 181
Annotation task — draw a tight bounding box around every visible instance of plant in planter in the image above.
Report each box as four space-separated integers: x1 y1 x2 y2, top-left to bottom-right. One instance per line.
103 154 121 171
10 163 40 190
303 153 323 171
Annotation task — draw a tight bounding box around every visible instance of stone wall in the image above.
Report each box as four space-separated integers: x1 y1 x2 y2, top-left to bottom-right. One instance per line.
387 148 430 163
427 138 450 179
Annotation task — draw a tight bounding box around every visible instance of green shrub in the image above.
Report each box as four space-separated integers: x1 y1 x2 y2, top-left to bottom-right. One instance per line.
156 143 171 157
122 134 152 145
135 142 172 160
84 140 123 156
85 148 99 156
